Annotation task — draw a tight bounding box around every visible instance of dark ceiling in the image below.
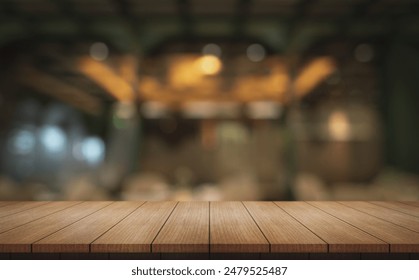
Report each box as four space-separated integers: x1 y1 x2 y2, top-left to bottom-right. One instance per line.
0 0 418 115
1 0 419 53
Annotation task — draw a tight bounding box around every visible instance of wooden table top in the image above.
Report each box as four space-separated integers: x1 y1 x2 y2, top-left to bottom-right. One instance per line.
0 201 419 254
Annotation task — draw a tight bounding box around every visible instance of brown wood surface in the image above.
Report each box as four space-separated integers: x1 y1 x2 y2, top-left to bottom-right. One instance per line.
401 201 419 207
244 201 327 253
210 201 269 253
0 201 50 218
33 201 144 253
370 201 419 218
0 201 17 208
91 201 177 253
1 201 419 255
340 201 419 233
309 201 419 253
275 202 388 253
0 201 81 234
0 201 111 253
152 201 209 253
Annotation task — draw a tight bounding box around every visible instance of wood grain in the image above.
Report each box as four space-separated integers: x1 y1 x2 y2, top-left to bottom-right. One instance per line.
0 201 418 255
152 201 209 253
340 201 419 233
244 201 327 253
0 201 81 234
91 201 177 253
370 201 419 218
400 201 419 207
0 202 17 208
0 201 50 218
275 202 388 253
210 201 269 253
309 201 419 253
33 201 144 253
0 201 111 253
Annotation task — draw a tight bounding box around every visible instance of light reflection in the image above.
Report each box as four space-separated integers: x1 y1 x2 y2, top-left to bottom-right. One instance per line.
247 102 282 119
141 101 168 119
183 102 218 118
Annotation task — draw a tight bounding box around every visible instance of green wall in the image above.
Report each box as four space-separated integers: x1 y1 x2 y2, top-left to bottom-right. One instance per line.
385 43 419 174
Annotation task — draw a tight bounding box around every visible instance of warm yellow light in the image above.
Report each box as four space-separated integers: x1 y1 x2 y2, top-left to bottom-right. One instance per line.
169 55 203 89
78 57 134 102
328 110 351 141
231 63 289 102
196 55 222 75
294 57 336 97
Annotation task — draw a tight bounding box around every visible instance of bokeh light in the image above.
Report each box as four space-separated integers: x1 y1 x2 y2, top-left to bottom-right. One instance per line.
90 42 109 61
81 137 105 165
246 44 266 62
40 126 67 153
8 127 36 155
196 55 222 75
202 43 222 57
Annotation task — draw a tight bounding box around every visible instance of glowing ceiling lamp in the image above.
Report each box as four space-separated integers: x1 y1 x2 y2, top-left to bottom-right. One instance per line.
196 55 222 75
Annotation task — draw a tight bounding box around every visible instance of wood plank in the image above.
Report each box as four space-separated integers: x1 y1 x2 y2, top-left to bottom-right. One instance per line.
0 201 50 218
309 201 419 253
33 201 144 253
275 202 388 253
370 201 419 218
0 201 111 253
91 201 177 253
0 202 17 208
152 201 209 253
400 201 419 207
0 201 82 234
210 201 269 253
244 201 327 253
340 201 419 233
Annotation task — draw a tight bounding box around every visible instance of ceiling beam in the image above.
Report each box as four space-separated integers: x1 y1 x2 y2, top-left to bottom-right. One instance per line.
283 0 315 54
338 0 380 34
19 65 103 115
111 0 142 48
233 0 251 37
352 0 379 18
177 0 192 36
53 0 90 36
78 56 135 103
293 57 336 98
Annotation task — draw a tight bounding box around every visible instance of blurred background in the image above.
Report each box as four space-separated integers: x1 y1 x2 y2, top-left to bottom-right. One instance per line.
0 0 419 201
